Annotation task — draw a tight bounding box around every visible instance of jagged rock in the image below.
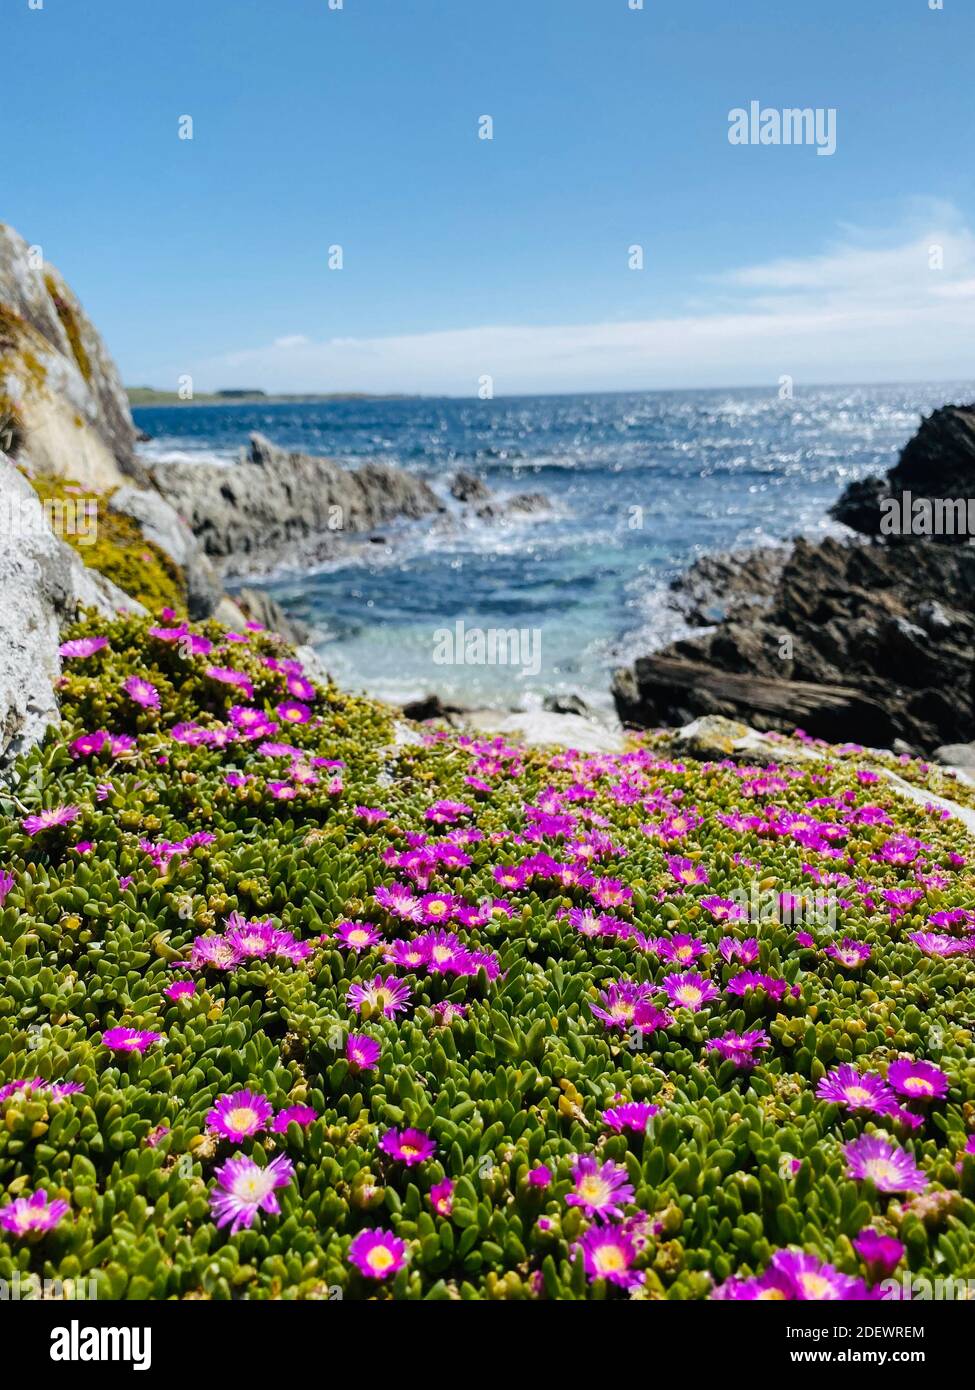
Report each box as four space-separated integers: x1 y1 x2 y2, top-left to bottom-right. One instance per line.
613 653 897 745
151 432 442 577
668 547 788 627
108 484 221 618
461 707 624 754
614 513 975 753
447 468 550 523
505 492 549 515
400 693 463 722
449 470 491 503
543 692 592 718
475 492 550 523
234 587 311 646
0 456 144 767
831 402 975 539
916 599 958 636
935 742 975 768
293 645 331 687
211 595 249 630
657 716 819 765
0 223 145 488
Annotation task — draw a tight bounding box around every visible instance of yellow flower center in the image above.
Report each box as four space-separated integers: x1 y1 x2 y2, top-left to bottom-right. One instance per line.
846 1086 873 1105
227 1106 258 1131
594 1246 626 1274
578 1176 610 1204
368 1247 395 1273
799 1273 834 1299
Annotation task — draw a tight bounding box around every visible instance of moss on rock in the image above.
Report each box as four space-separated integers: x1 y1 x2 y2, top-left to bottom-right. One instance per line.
26 473 187 616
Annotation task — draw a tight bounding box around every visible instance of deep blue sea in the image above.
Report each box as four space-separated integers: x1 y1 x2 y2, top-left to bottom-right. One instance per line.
134 383 964 712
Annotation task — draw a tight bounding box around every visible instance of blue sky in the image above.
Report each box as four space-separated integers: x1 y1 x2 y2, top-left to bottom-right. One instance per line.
5 0 974 394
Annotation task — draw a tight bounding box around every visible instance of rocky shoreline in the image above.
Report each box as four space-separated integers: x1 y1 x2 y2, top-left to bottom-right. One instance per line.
2 213 973 765
610 403 975 760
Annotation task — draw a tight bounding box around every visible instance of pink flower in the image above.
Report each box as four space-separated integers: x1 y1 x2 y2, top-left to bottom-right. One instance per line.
591 877 633 908
666 855 709 888
602 1101 659 1134
123 676 160 709
706 1028 770 1070
271 1105 317 1133
346 1033 381 1072
336 920 383 952
566 1155 635 1221
576 1225 642 1290
286 674 316 701
276 699 311 725
375 882 423 922
206 666 255 700
347 974 412 1018
210 1154 294 1233
844 1135 927 1194
430 1179 454 1217
853 1227 905 1280
207 1089 273 1141
825 938 872 969
347 1228 407 1280
662 971 718 1012
59 636 108 659
379 1126 436 1166
887 1059 949 1102
657 934 707 966
701 895 748 922
425 799 472 825
0 1189 70 1236
22 805 80 836
101 1027 162 1053
164 980 196 1002
418 892 458 925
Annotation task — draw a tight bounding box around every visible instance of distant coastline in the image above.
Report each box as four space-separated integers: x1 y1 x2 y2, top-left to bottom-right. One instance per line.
126 387 415 407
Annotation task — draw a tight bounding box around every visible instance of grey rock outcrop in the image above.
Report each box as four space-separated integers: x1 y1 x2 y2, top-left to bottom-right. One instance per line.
0 456 144 768
234 586 311 646
108 484 221 618
450 470 491 504
447 468 550 523
0 223 145 488
151 432 442 578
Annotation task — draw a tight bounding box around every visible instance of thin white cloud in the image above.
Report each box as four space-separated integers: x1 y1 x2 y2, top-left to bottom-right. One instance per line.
177 207 975 395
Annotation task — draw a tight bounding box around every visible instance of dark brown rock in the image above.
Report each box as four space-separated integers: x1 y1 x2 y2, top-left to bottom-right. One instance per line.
831 403 975 539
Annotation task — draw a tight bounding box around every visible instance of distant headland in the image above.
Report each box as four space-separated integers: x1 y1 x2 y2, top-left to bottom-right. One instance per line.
126 387 411 407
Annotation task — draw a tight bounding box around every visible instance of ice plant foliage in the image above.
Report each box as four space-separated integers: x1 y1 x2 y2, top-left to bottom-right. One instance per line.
2 610 974 1298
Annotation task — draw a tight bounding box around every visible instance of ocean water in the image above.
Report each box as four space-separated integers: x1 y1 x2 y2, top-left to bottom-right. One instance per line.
134 383 964 713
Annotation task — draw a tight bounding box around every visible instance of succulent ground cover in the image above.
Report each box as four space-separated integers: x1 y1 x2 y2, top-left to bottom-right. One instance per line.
1 612 975 1300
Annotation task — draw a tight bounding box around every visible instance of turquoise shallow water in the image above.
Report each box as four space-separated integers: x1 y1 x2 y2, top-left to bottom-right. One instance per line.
134 382 964 710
